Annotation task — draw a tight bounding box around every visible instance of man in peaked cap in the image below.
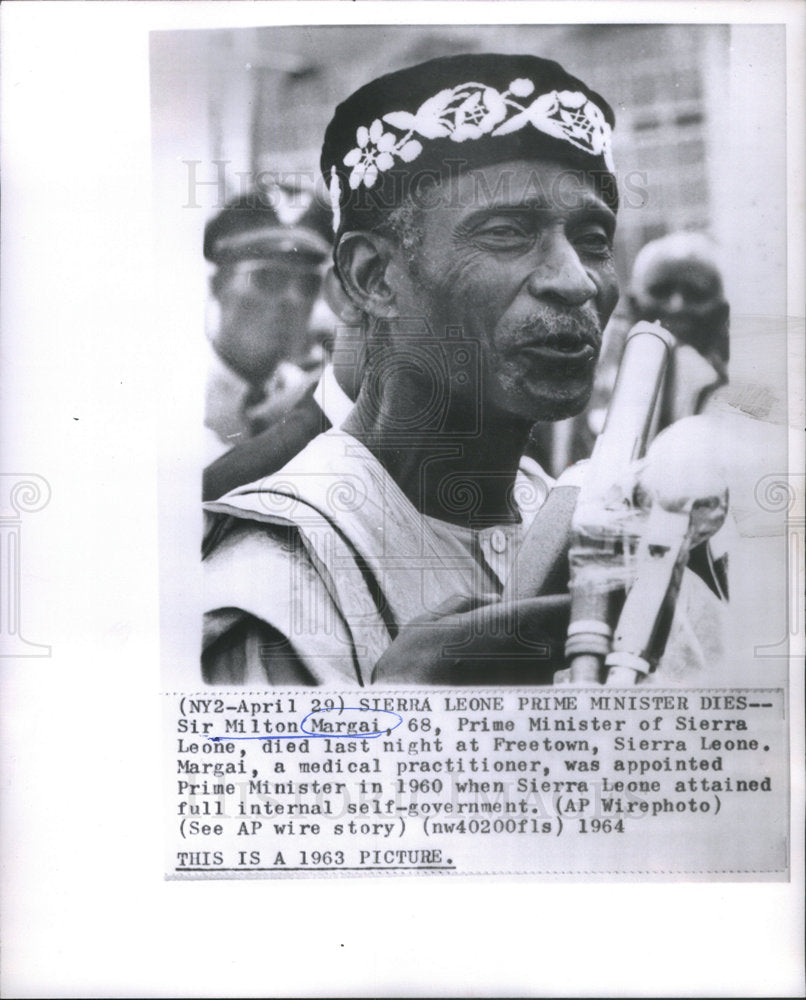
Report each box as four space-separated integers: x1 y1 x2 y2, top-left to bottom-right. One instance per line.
202 53 724 686
201 194 363 503
203 191 331 458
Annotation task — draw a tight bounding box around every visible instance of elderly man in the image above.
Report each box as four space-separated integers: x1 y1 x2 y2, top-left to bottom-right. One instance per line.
204 193 331 458
203 53 723 686
629 231 729 425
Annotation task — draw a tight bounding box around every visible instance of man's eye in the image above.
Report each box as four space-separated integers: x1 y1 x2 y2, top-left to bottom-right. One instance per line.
573 230 612 256
473 221 531 247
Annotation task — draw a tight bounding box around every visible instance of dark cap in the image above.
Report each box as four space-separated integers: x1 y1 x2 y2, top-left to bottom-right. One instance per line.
204 190 332 266
321 52 617 240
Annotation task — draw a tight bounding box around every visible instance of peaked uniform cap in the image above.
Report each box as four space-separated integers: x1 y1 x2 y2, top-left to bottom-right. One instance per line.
204 191 331 265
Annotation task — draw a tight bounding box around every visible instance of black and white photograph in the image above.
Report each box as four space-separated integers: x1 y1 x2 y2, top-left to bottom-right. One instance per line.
2 2 804 996
151 23 792 690
147 18 799 886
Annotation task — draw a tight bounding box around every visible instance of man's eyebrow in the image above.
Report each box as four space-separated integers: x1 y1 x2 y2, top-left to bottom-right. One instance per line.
457 196 616 230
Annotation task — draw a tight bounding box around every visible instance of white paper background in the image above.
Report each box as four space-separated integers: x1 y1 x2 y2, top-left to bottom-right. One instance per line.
1 2 803 996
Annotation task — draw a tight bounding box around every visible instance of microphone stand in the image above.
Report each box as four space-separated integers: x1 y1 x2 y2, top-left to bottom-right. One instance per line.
560 322 675 683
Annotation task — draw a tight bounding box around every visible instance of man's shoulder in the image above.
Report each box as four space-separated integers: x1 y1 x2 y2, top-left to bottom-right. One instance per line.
205 429 381 525
202 387 329 501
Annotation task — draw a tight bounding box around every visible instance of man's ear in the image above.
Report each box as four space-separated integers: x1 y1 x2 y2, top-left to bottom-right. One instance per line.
322 266 362 323
335 231 400 319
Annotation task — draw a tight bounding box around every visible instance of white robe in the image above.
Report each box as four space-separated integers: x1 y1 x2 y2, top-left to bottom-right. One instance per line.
202 429 724 686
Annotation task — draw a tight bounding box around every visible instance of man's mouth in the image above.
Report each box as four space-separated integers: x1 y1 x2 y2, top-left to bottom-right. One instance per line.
514 309 600 347
540 329 596 354
505 311 603 370
520 330 599 363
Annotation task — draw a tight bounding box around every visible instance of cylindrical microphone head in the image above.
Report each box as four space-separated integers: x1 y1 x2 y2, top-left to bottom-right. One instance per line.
574 321 676 532
589 321 676 474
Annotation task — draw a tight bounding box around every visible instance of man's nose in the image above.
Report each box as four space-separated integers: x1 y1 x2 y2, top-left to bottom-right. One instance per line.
277 278 308 306
525 234 598 307
665 290 686 313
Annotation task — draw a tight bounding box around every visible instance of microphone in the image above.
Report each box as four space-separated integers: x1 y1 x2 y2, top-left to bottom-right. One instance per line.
562 322 676 683
506 322 675 609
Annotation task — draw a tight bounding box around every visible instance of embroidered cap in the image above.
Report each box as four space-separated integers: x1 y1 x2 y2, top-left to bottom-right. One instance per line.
321 52 617 239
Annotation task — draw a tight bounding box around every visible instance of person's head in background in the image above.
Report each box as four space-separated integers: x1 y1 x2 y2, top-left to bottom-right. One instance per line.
204 191 331 387
629 231 729 364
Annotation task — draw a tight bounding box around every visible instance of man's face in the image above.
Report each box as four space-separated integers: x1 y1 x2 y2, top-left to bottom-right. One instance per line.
630 255 726 353
212 255 323 384
387 159 619 424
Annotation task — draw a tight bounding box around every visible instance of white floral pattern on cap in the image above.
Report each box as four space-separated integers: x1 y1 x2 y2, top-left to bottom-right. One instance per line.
339 77 614 202
342 119 423 190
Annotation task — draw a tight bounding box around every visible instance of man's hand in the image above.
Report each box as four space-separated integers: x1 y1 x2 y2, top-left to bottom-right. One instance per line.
371 593 570 685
